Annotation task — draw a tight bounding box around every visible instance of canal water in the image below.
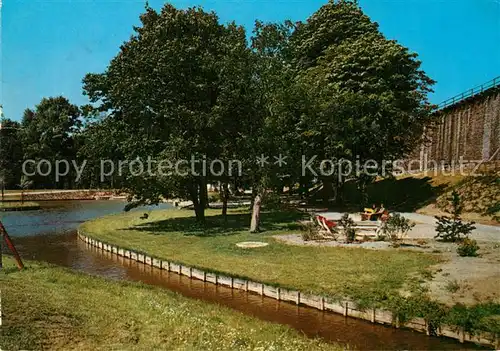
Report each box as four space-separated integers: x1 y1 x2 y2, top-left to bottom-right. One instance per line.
1 201 485 350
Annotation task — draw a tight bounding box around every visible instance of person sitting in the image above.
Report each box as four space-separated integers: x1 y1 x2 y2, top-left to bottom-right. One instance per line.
364 204 376 214
361 204 378 221
371 204 387 221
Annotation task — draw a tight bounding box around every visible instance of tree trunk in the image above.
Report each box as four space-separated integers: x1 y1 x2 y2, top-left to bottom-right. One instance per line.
335 177 345 206
194 202 205 223
203 181 209 209
189 182 205 223
221 182 229 222
322 179 334 206
1 182 4 202
358 179 369 208
250 193 262 233
233 178 239 196
249 188 256 211
299 177 308 200
199 178 207 211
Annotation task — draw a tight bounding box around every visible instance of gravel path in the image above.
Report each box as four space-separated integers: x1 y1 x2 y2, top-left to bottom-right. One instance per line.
273 234 392 249
321 211 500 243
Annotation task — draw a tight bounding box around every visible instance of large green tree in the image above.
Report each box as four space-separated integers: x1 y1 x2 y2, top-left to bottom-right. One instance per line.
290 0 435 205
20 97 82 189
0 117 24 197
290 0 379 70
77 112 127 189
246 20 299 232
83 4 256 222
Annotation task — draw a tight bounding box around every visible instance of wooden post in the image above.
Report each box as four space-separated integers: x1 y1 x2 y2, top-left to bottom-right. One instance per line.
371 309 376 323
0 221 24 270
344 302 348 317
296 292 300 305
277 288 280 301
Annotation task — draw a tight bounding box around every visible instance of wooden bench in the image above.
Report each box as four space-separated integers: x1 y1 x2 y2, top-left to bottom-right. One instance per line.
313 215 387 239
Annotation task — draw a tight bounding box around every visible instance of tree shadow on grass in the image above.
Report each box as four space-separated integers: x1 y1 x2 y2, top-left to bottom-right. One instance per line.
122 210 306 237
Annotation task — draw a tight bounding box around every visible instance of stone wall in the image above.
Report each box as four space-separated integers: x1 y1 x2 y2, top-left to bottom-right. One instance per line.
409 88 500 170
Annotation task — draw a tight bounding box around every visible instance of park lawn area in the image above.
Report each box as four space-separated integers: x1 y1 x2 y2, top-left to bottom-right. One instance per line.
80 208 440 306
0 257 339 351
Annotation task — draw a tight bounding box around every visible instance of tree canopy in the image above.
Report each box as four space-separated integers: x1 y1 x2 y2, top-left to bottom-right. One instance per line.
83 4 257 221
2 1 436 230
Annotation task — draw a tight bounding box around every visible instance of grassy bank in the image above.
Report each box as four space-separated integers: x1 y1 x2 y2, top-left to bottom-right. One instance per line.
0 257 339 350
0 201 40 211
80 208 438 307
80 208 500 337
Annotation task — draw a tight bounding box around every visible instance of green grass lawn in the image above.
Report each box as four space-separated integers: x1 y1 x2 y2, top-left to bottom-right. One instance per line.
80 208 439 307
0 257 340 351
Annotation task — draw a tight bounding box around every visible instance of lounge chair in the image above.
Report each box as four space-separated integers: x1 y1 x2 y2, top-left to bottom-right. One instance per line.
314 215 338 239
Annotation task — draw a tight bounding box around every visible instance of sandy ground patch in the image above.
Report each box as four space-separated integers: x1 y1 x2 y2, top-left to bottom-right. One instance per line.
425 241 500 306
235 241 269 248
418 204 499 226
274 233 500 307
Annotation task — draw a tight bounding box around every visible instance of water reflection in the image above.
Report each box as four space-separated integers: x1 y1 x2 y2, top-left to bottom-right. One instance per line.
1 200 171 237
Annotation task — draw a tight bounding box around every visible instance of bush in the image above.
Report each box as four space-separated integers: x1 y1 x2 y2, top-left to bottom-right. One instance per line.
446 303 500 335
445 280 461 293
301 221 320 241
457 238 480 257
338 213 357 243
263 193 282 210
378 213 415 245
208 192 221 203
435 191 476 242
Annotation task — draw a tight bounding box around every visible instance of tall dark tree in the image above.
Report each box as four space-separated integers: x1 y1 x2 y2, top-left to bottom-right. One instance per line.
290 0 435 205
246 20 297 232
0 117 24 197
77 112 127 189
20 97 82 189
83 4 255 222
290 0 379 70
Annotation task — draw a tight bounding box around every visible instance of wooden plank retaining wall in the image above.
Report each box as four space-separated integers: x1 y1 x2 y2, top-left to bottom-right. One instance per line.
77 230 498 348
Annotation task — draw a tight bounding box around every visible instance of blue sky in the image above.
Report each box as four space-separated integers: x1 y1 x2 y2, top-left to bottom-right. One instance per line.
2 0 499 120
